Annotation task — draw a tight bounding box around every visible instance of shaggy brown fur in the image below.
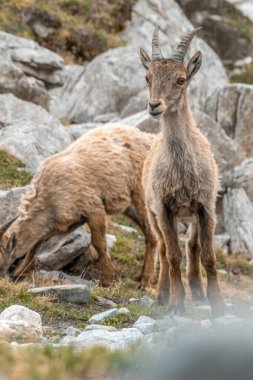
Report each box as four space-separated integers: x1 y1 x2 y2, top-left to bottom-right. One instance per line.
140 28 224 316
0 124 156 287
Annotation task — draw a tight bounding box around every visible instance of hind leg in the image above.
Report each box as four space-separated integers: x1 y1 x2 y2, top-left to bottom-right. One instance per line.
88 210 115 286
186 223 205 301
125 196 157 288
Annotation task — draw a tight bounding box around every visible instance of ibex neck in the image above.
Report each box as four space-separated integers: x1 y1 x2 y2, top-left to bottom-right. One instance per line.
161 98 194 140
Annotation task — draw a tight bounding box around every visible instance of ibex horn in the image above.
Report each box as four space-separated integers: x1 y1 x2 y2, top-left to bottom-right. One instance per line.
171 27 202 62
152 26 163 59
0 215 18 239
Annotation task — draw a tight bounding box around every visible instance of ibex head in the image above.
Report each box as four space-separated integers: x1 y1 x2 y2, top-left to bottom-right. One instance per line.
0 216 19 276
140 27 202 117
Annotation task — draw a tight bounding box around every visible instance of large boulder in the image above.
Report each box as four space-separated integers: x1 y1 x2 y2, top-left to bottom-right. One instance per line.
194 111 245 186
205 84 253 157
223 188 253 257
0 31 64 108
49 0 227 122
0 187 27 225
0 94 72 173
233 158 253 202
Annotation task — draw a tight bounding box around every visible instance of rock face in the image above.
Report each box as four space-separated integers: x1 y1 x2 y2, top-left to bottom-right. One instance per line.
195 111 244 185
223 188 253 257
0 94 72 173
0 305 43 343
29 284 91 304
50 0 227 122
0 187 27 225
205 84 253 157
233 158 253 202
0 31 64 107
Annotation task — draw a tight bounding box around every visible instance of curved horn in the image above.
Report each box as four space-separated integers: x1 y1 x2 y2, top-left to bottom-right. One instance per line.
0 215 18 239
152 26 163 59
172 27 202 62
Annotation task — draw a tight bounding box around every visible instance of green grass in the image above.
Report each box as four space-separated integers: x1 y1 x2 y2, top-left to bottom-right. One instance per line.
0 150 32 189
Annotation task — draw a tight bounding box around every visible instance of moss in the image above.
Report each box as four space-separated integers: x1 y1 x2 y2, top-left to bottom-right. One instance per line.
0 150 32 189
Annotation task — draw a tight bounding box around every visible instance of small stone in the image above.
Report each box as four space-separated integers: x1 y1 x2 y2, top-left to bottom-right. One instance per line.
29 284 91 304
66 327 82 337
218 269 228 275
133 316 156 335
95 296 117 307
195 305 211 311
129 298 140 303
85 324 117 332
106 234 117 248
141 295 155 307
118 307 130 315
113 223 138 234
88 308 118 324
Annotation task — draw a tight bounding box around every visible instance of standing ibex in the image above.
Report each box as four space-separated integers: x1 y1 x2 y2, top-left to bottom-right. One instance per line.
0 124 156 288
140 27 224 316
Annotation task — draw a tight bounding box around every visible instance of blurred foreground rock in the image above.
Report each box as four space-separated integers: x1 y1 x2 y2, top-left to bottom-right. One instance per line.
0 305 43 343
29 284 91 304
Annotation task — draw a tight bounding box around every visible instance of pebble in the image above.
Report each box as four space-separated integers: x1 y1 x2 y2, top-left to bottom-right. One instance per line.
141 295 155 306
88 308 118 324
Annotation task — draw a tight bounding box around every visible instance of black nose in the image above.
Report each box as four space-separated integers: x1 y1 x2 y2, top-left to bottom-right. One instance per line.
149 101 161 110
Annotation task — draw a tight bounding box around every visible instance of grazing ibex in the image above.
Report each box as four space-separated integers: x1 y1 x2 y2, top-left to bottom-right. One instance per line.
0 124 156 288
140 27 224 316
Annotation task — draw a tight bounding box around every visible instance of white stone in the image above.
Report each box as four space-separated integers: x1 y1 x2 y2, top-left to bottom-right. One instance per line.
106 234 117 248
88 309 118 324
133 316 156 335
0 305 43 343
118 307 130 315
141 295 155 306
113 223 138 234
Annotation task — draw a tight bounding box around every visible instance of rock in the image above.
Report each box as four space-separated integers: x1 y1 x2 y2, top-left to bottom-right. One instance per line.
200 319 213 329
214 233 231 249
29 284 91 304
0 187 27 225
194 111 244 186
173 316 201 328
69 327 144 350
88 309 118 324
0 305 43 343
141 295 155 307
155 316 174 330
223 188 253 257
205 84 253 157
118 308 130 315
214 314 245 325
95 296 117 308
66 326 82 337
120 111 160 134
50 0 227 122
84 324 118 332
35 270 92 286
66 122 101 140
37 226 91 271
23 7 62 39
133 316 156 335
194 305 211 311
93 113 119 123
106 234 117 248
113 223 138 234
0 94 72 173
229 0 253 22
233 158 253 202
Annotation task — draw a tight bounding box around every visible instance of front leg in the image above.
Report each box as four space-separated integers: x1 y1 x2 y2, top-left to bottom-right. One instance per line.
197 204 224 317
157 202 185 314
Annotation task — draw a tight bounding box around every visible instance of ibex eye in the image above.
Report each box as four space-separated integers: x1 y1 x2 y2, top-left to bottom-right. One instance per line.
177 78 185 85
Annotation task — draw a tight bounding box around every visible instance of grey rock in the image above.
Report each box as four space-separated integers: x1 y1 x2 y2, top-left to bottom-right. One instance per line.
35 270 92 286
11 46 63 71
195 111 244 186
0 305 43 343
118 307 130 315
0 94 72 173
223 188 253 257
205 84 253 157
37 226 91 271
106 234 117 248
88 308 118 324
233 158 253 202
66 326 82 337
133 316 156 335
113 223 138 234
141 295 155 306
214 233 231 249
29 284 91 304
0 187 27 225
120 111 160 134
74 327 144 350
84 324 117 332
66 122 102 140
93 112 119 123
95 296 117 308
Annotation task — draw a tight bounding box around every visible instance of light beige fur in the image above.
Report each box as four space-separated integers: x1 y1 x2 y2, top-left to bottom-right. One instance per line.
0 124 156 287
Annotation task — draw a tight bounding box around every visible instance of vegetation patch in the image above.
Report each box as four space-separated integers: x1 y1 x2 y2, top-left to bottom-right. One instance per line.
0 150 32 189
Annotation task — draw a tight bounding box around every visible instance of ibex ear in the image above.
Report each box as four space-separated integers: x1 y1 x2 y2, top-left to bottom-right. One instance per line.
140 48 151 69
7 233 17 253
187 51 202 81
